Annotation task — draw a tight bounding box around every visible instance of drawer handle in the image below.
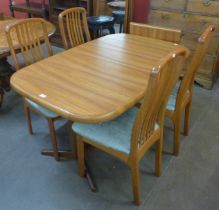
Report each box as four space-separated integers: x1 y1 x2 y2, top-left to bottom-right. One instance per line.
202 0 212 6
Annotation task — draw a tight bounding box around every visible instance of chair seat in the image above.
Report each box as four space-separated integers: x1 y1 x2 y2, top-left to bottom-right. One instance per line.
166 81 181 111
25 98 59 118
73 107 159 155
87 16 115 26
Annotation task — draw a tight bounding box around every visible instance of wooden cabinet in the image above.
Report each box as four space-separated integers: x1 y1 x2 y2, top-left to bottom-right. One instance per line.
148 0 219 89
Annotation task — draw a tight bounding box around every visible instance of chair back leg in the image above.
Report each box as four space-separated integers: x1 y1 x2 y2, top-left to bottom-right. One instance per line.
155 136 163 177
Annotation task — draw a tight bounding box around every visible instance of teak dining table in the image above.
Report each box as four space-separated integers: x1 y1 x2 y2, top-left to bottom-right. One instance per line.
11 33 187 123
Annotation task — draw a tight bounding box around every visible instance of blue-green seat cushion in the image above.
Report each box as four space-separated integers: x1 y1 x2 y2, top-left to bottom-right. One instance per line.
25 98 59 118
72 107 159 155
166 81 181 111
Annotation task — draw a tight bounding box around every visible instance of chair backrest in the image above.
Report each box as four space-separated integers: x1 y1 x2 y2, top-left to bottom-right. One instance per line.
177 25 215 105
129 22 182 44
130 48 188 157
5 18 53 71
59 7 91 49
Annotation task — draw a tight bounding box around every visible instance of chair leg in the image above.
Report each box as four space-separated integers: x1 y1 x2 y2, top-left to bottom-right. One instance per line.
23 103 33 135
108 26 115 34
130 161 141 205
77 135 86 177
173 114 181 156
47 119 59 161
155 137 163 177
68 121 77 160
184 101 192 136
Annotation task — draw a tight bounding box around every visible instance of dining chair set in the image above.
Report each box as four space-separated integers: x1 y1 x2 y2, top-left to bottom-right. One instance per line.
5 7 215 205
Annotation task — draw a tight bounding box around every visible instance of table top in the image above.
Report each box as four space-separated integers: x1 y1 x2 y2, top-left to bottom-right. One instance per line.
107 1 126 10
11 33 187 123
0 19 55 59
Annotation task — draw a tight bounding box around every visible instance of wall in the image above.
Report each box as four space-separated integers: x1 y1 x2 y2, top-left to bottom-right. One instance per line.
133 0 149 23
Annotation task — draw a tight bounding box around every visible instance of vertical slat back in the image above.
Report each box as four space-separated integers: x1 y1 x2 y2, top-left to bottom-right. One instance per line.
59 7 91 49
5 18 53 71
130 22 182 44
131 48 188 155
177 25 215 102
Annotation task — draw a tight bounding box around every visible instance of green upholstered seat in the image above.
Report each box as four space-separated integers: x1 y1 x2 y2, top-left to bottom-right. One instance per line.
25 98 58 118
72 107 159 155
166 81 181 111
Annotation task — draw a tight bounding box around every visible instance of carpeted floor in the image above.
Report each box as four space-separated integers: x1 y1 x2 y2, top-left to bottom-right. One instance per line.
0 46 219 210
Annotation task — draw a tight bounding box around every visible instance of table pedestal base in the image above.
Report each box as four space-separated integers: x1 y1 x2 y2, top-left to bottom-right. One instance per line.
0 57 14 107
41 149 97 192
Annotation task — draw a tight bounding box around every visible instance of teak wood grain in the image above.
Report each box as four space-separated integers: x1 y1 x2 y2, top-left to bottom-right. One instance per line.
11 34 188 123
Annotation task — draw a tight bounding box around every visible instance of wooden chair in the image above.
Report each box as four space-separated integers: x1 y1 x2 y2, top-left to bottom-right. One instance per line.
5 18 61 161
72 48 188 205
165 25 215 156
129 22 182 44
58 7 91 49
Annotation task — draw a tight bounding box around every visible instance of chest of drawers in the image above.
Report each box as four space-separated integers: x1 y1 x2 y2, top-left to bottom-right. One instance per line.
148 0 219 89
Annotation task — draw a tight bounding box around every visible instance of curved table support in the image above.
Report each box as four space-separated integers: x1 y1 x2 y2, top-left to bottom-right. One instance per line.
0 57 14 107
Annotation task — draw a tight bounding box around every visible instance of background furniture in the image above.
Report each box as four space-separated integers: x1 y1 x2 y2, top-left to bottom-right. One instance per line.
59 7 91 49
0 15 15 106
9 0 48 18
87 15 115 37
148 0 219 89
48 0 92 45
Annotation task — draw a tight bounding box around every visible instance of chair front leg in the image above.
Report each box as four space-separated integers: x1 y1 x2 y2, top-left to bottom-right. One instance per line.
47 118 59 161
184 101 192 136
23 102 33 134
68 121 77 160
155 135 163 177
77 135 86 177
130 161 141 205
173 113 181 156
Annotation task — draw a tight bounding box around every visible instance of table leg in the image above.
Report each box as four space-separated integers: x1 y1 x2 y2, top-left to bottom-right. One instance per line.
0 57 14 107
41 121 97 192
41 149 97 191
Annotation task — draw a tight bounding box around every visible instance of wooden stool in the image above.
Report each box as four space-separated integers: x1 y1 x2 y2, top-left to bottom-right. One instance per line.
87 16 115 38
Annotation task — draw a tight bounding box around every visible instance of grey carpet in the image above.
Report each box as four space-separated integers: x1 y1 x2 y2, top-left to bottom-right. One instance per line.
0 46 219 210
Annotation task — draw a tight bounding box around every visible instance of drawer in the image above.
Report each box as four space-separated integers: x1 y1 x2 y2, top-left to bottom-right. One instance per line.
151 0 186 11
187 0 219 16
183 14 219 34
149 10 219 34
148 10 186 30
181 33 219 55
